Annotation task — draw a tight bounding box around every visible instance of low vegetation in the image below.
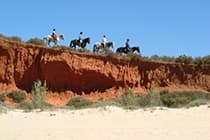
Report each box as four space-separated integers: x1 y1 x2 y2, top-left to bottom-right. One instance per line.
1 87 210 112
7 90 26 103
146 54 210 65
65 89 210 110
17 80 51 111
67 97 94 109
26 38 45 46
0 93 6 102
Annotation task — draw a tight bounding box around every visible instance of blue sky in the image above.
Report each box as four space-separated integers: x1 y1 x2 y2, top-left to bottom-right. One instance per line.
1 0 210 57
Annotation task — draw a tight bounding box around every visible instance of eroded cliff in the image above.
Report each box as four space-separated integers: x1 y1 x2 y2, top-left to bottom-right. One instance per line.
0 37 210 96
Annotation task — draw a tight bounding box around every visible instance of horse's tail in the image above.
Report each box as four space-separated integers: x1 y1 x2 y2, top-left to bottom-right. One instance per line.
87 37 90 44
93 44 96 53
116 48 120 53
111 42 114 48
69 41 73 47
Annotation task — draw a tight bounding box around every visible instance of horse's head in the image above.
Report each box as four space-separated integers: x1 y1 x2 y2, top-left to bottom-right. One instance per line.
136 47 140 53
86 37 90 44
132 46 140 53
110 42 114 48
59 34 64 40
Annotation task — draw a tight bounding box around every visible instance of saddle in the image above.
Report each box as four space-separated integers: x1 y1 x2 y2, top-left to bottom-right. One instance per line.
79 39 83 44
52 34 57 40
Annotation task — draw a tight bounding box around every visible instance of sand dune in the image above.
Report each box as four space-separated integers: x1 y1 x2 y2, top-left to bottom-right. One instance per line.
0 105 210 140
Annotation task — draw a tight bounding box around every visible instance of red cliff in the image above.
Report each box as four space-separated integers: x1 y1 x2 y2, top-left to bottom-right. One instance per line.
0 37 210 100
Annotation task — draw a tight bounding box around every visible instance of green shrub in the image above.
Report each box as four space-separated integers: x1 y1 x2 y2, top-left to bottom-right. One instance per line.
148 88 162 106
31 80 48 109
8 36 22 42
202 55 210 65
0 102 7 114
160 93 188 108
175 55 193 64
135 95 150 107
17 101 34 111
136 88 162 107
67 97 94 109
7 90 26 103
105 49 118 58
128 53 142 62
0 33 7 39
17 101 51 111
150 55 175 62
186 99 208 108
160 91 210 108
0 93 6 102
26 38 45 46
119 89 137 109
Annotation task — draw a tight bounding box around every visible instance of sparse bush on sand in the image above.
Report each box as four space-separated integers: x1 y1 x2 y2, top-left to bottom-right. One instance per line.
7 90 26 103
67 97 94 109
0 102 8 114
118 88 137 109
0 93 6 102
31 80 48 109
17 80 50 111
119 89 210 109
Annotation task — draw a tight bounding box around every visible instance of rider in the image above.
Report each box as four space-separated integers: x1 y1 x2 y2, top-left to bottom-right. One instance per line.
51 29 57 40
79 32 83 44
125 38 131 52
102 35 107 48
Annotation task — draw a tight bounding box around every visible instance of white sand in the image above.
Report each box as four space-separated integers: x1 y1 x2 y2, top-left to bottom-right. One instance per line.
0 105 210 140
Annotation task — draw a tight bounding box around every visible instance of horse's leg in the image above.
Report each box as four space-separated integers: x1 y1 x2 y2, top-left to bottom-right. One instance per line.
69 41 73 48
48 40 50 47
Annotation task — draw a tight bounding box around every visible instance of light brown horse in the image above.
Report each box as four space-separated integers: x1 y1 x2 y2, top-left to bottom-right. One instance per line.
93 42 114 53
43 34 64 46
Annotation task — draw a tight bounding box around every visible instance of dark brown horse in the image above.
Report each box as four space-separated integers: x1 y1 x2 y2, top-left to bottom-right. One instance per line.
93 42 114 53
69 37 90 49
116 46 140 54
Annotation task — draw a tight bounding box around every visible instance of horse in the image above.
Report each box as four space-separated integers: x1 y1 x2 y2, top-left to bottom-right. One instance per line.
43 34 64 46
116 46 140 55
116 47 129 54
69 37 90 49
93 42 114 53
130 46 140 54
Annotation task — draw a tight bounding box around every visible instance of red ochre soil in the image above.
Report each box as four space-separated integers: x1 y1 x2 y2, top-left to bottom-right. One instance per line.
0 37 210 106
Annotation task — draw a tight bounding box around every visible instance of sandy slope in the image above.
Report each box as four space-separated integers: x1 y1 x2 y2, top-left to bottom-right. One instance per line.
0 105 210 140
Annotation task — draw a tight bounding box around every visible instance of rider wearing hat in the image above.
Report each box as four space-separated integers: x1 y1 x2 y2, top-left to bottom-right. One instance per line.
102 35 107 48
125 38 131 52
51 29 57 40
79 32 83 44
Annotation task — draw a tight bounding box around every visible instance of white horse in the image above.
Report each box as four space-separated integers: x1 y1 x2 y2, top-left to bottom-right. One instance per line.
93 41 114 53
43 34 64 46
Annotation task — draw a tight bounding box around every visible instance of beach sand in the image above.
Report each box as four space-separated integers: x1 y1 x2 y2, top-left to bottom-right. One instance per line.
0 105 210 140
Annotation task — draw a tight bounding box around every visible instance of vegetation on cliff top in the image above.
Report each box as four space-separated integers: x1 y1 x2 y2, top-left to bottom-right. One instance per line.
0 33 210 66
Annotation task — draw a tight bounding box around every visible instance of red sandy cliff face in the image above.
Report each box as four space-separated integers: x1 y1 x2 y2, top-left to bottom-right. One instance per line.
0 37 210 97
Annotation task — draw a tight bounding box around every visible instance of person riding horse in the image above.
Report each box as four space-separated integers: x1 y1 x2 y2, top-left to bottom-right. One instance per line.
79 32 83 44
102 35 107 48
51 29 57 41
125 38 131 52
116 38 141 55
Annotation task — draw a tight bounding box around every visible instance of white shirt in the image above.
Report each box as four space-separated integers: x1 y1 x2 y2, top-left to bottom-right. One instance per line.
102 37 107 43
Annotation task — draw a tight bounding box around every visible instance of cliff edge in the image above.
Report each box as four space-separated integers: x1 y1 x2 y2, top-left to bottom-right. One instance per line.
0 37 210 96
